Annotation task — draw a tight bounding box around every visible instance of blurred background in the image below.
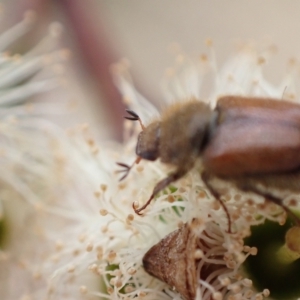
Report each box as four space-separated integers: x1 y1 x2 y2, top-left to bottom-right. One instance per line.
1 0 300 140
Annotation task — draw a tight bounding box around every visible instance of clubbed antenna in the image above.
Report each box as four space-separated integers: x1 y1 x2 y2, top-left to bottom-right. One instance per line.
125 109 145 130
116 156 141 181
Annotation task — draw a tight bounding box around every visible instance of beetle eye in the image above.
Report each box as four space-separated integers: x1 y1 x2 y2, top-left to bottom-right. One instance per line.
136 122 160 161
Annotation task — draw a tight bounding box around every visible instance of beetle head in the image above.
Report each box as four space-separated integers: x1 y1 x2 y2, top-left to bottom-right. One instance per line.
136 121 160 161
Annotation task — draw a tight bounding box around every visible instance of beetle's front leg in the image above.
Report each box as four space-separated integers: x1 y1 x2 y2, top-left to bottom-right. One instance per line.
201 172 233 233
133 169 187 215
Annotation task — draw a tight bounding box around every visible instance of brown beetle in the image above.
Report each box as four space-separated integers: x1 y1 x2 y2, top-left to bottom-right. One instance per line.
117 96 300 232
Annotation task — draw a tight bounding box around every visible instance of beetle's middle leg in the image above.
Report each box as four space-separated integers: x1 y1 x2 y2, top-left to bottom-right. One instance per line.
201 172 233 233
133 169 187 215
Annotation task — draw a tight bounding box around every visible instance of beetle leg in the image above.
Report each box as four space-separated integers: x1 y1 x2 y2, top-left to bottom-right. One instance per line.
239 185 300 226
201 172 233 233
116 156 142 181
133 169 187 215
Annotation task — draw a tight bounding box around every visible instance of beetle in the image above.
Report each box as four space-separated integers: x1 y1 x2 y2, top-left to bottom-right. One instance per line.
117 96 300 232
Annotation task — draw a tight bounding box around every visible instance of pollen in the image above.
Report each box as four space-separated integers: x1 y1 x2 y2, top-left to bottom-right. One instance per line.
243 245 250 252
212 200 221 210
99 209 108 216
249 247 258 256
78 233 86 243
262 289 270 297
178 187 186 193
212 292 222 300
115 279 122 288
86 138 94 147
277 213 287 225
107 250 116 262
194 249 203 259
126 214 134 223
122 96 131 105
91 147 99 155
136 165 144 172
55 240 64 251
132 201 139 209
107 286 113 294
223 193 232 202
244 290 253 298
242 278 252 287
288 198 297 207
101 226 108 233
94 191 101 198
167 195 175 203
118 182 126 189
128 267 136 275
138 291 147 297
205 38 213 47
86 243 94 252
73 249 80 256
96 245 103 254
124 285 134 293
33 271 42 280
80 123 89 132
79 286 88 294
67 264 75 273
88 264 98 273
200 54 208 62
234 194 242 201
100 184 107 192
257 56 266 65
220 277 231 286
230 284 241 293
198 190 207 198
97 252 103 260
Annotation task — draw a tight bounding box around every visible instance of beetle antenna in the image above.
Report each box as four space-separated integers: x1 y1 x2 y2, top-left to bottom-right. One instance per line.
125 109 145 130
116 156 142 181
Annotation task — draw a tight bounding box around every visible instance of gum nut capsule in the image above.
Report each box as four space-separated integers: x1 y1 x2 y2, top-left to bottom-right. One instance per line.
143 221 199 300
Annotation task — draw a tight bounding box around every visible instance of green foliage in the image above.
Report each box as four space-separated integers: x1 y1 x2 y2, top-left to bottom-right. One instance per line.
0 217 6 247
244 217 300 300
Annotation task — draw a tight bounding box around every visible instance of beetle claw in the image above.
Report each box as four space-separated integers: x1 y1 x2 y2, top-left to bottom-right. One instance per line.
125 109 139 119
116 157 142 181
116 162 131 181
124 116 139 121
116 162 130 168
133 194 154 215
124 109 145 130
132 203 144 216
124 109 140 121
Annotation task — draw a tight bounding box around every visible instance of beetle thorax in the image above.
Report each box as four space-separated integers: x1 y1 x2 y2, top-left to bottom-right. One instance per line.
159 101 213 166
